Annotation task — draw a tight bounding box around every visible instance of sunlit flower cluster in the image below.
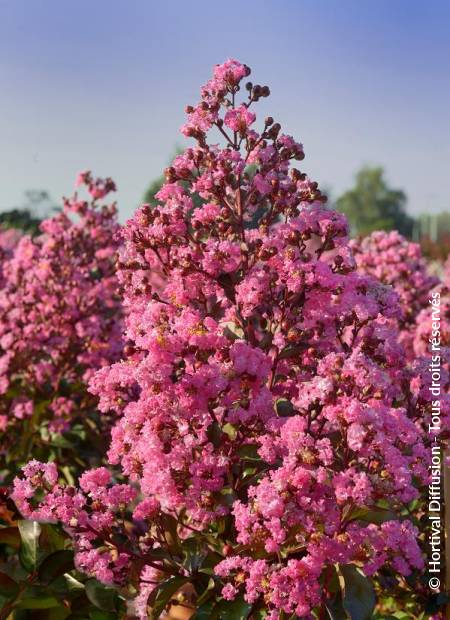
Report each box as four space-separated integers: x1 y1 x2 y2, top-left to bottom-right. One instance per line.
11 61 444 618
0 174 122 479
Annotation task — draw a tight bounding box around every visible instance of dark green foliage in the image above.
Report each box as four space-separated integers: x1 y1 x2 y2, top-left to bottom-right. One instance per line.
336 167 413 237
0 210 42 236
0 519 126 619
0 190 58 236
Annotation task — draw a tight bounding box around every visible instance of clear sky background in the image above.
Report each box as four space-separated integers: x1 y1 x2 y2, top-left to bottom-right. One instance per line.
1 0 449 221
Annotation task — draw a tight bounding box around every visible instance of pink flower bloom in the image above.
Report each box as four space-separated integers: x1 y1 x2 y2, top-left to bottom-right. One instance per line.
0 173 123 473
133 497 160 521
224 105 256 133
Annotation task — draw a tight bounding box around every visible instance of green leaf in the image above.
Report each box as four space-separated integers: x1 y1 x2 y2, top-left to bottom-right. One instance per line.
39 523 67 552
338 565 376 620
46 434 74 449
64 574 85 591
161 514 181 552
0 526 21 549
89 612 117 620
18 520 41 571
61 465 76 486
16 589 60 609
85 579 118 612
325 592 348 620
275 398 294 417
140 547 170 561
215 596 252 619
196 577 216 606
191 600 216 619
50 573 85 598
0 571 19 598
217 487 236 508
347 506 397 525
200 550 223 572
46 608 71 620
207 421 223 448
38 549 74 584
236 444 261 462
222 322 244 341
222 423 237 440
278 345 303 360
181 537 206 573
149 576 190 619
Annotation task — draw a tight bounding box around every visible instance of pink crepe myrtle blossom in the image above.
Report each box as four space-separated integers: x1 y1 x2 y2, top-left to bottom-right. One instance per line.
351 230 439 356
0 174 123 480
0 228 21 255
224 105 256 133
0 228 21 288
14 60 431 618
352 231 450 441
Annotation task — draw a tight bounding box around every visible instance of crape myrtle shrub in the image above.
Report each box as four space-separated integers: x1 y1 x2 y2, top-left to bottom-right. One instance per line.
0 229 21 258
352 230 450 619
0 229 21 290
0 172 123 483
352 230 450 437
11 60 439 619
350 231 439 358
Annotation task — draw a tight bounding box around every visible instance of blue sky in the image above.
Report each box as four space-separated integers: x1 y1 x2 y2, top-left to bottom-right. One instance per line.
1 0 449 221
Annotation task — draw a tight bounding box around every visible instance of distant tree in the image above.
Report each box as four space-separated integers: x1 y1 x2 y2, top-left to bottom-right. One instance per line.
0 209 42 235
143 174 165 207
0 190 57 235
336 167 414 237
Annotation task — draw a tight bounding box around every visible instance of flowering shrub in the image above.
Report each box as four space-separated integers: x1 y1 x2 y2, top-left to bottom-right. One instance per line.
0 228 21 290
411 282 450 439
9 61 445 618
0 228 21 256
351 230 450 436
0 172 122 483
352 231 450 618
350 231 439 357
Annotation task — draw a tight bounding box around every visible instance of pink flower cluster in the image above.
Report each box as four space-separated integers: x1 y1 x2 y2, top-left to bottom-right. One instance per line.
350 231 439 354
13 61 435 618
0 228 21 288
352 230 450 438
13 461 136 585
351 230 439 356
0 174 123 473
